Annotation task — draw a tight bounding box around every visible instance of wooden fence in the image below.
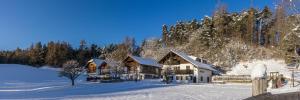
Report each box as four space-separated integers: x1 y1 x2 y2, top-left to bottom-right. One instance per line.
252 78 267 96
212 75 252 83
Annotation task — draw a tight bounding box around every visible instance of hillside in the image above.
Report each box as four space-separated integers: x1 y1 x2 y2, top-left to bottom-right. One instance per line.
141 7 300 71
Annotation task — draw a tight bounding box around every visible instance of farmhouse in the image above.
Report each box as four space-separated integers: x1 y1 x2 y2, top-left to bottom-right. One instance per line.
86 58 120 81
159 50 217 83
122 55 162 80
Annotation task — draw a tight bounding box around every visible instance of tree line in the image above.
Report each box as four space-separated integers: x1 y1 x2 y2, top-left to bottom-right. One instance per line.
0 37 140 67
143 2 300 69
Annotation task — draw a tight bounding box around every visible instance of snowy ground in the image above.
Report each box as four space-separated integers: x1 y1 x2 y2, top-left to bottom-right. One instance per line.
0 64 253 100
65 83 251 100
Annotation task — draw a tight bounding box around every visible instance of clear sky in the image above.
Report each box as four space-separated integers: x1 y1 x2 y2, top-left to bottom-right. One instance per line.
0 0 273 50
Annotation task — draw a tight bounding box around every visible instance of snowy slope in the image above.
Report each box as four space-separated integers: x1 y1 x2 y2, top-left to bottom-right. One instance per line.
0 64 65 83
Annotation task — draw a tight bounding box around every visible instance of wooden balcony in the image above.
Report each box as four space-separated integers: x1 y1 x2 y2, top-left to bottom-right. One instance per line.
174 70 193 74
100 69 110 75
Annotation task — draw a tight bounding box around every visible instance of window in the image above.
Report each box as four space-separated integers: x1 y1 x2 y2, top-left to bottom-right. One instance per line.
186 76 189 80
203 60 207 64
176 76 179 80
174 66 180 70
207 77 210 82
139 66 143 72
200 76 203 81
88 64 96 73
186 66 190 70
196 58 201 62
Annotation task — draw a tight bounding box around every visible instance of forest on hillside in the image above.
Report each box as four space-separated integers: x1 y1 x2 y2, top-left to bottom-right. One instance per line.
1 1 300 70
140 3 300 70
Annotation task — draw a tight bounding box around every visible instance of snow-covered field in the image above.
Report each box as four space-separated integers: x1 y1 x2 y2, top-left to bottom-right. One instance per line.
0 64 253 100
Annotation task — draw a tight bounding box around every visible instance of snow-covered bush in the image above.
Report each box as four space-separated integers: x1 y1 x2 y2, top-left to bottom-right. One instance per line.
251 63 267 80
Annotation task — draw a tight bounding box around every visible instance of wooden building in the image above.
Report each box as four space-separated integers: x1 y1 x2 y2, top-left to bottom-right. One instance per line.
159 50 217 83
122 55 162 80
86 58 120 81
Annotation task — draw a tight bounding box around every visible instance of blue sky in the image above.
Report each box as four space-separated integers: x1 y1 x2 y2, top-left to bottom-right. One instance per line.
0 0 273 50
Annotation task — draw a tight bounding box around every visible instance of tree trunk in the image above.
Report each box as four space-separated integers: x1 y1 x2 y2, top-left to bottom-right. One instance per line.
71 79 75 86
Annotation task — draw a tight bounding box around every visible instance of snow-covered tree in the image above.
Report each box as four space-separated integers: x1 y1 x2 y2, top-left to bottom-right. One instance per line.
59 60 83 86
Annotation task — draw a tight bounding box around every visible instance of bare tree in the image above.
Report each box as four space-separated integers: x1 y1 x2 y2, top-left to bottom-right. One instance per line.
106 58 123 79
59 60 83 86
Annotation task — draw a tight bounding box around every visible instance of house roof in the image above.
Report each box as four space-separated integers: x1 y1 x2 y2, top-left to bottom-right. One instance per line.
88 58 104 66
161 50 217 72
104 59 120 67
128 55 162 68
88 58 120 67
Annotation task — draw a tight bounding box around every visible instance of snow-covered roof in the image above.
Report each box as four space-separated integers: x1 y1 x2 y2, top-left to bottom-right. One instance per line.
88 58 121 68
129 55 161 68
104 59 120 67
188 56 198 60
88 59 104 66
168 50 217 71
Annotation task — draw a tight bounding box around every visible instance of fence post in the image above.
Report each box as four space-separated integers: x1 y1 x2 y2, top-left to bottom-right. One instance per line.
251 63 267 96
252 77 267 96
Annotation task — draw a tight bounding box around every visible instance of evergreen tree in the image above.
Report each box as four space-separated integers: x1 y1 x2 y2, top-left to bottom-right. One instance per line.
77 40 89 66
258 6 272 46
162 24 169 46
246 8 257 45
200 17 213 49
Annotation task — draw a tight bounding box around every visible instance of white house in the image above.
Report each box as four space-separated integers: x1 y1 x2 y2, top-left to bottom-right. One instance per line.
158 50 217 83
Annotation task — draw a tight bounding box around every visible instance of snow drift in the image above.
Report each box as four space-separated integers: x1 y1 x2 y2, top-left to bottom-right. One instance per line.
227 59 292 79
251 63 267 79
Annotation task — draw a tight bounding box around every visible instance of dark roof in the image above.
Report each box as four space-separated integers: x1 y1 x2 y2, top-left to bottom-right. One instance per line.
160 49 217 72
127 55 161 67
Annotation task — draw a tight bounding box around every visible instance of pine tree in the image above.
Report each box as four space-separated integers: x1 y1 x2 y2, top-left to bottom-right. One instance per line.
77 40 89 66
247 8 257 45
274 3 286 46
169 25 176 46
258 6 272 46
200 17 213 48
190 19 199 31
162 24 169 46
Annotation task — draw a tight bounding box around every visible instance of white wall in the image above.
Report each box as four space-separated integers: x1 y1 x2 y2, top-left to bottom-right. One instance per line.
162 63 212 83
196 68 212 83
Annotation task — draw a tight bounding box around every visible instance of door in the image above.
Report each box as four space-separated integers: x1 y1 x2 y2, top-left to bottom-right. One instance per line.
193 77 197 83
207 77 210 83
